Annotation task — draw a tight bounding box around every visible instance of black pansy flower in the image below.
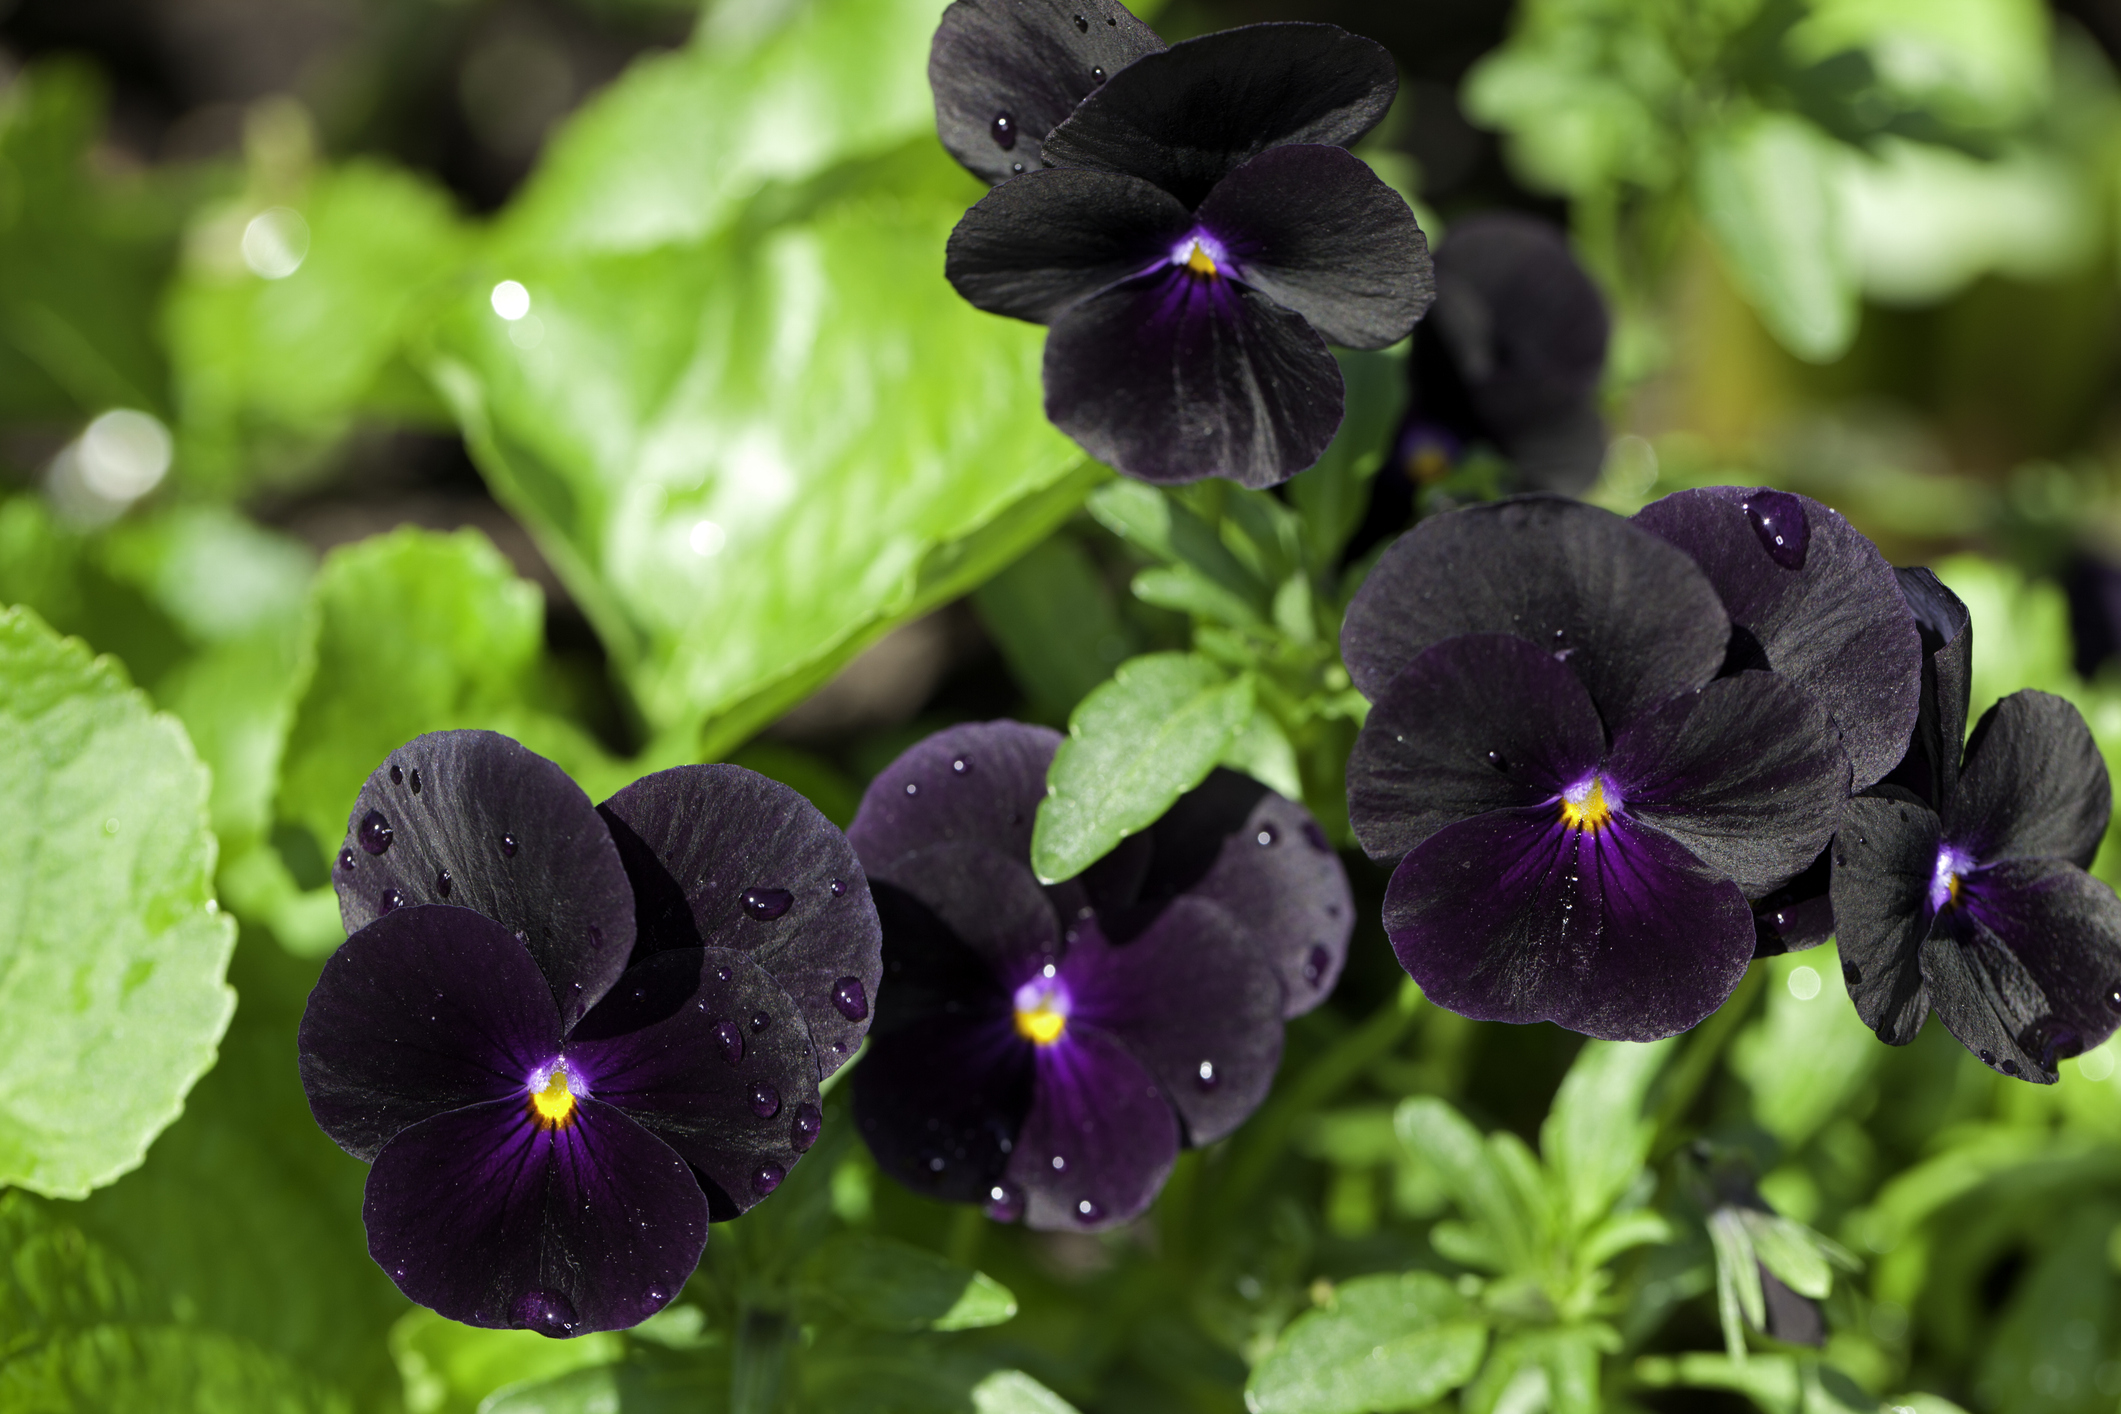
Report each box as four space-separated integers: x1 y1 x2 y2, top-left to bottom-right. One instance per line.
937 16 1434 488
303 732 881 1334
1634 487 1925 956
844 722 1349 1229
1343 497 1852 1040
1832 570 2121 1082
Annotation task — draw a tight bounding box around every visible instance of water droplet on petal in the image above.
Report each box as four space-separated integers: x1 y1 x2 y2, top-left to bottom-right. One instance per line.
750 1081 781 1118
791 1103 823 1151
830 879 847 898
904 781 919 796
1073 11 1087 29
832 976 869 1021
509 1288 578 1337
751 1011 771 1033
2001 1057 2020 1076
1050 1154 1067 1172
1196 1059 1218 1090
991 112 1016 150
716 966 733 983
410 768 422 795
389 764 402 786
1010 161 1025 173
1076 1198 1104 1223
1979 1048 1996 1065
379 888 405 914
501 833 518 858
338 847 356 872
985 1181 1024 1222
713 1020 745 1064
1256 824 1277 847
358 810 394 855
436 869 452 897
952 756 971 774
1486 750 1508 770
742 887 794 920
2107 982 2121 1011
752 1162 785 1196
1091 65 1104 80
1742 490 1810 570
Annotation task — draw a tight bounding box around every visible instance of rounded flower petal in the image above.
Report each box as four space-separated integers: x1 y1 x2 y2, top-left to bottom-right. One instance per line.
946 167 1191 324
1193 143 1434 350
1948 691 2111 872
1879 567 1973 811
363 1096 708 1336
1043 267 1343 488
566 947 823 1221
299 904 563 1162
848 720 1062 878
1383 806 1755 1041
1341 498 1730 730
929 0 1164 185
1004 1024 1179 1230
1633 488 1922 791
334 731 634 1023
1826 795 1940 1046
597 764 881 1078
1042 22 1397 207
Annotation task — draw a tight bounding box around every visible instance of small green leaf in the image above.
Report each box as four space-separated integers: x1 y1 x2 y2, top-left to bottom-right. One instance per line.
1540 1037 1674 1234
1086 481 1266 608
1031 653 1255 882
1459 1324 1617 1414
803 1234 1018 1333
1246 1273 1487 1414
1394 1097 1539 1275
1709 1208 1766 1358
1738 1211 1834 1301
1131 565 1264 628
1220 706 1304 802
0 606 235 1198
971 1369 1084 1414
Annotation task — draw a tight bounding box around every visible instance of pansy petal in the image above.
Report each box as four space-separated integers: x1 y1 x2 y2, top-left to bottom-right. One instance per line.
1425 213 1609 436
1607 671 1850 897
1500 402 1607 496
1005 1024 1179 1229
947 168 1191 324
335 731 634 1022
1633 488 1921 792
1878 568 1972 811
364 1097 708 1335
1928 857 2121 1081
1065 900 1282 1144
1347 633 1607 863
1826 795 1939 1045
1192 144 1433 350
848 720 1060 876
597 765 880 1078
1044 268 1343 488
1042 23 1397 207
1751 850 1834 956
1383 807 1755 1041
872 843 1063 980
1341 498 1730 729
1949 691 2111 871
299 905 562 1162
929 0 1164 185
566 948 822 1221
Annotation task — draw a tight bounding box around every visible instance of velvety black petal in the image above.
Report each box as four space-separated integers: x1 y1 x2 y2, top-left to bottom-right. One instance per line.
1632 488 1921 792
566 947 821 1221
597 765 881 1078
1346 633 1606 862
870 842 1063 980
1383 807 1755 1041
1194 144 1433 350
1826 795 1939 1045
847 720 1060 878
1948 691 2111 871
1099 768 1351 1016
1065 900 1282 1144
336 731 634 1023
1926 857 2121 1081
300 905 561 1162
1751 849 1834 956
1044 266 1343 487
363 1097 708 1335
1041 23 1397 207
1878 567 1972 811
946 168 1190 324
1004 1023 1179 1229
929 0 1164 185
1606 672 1850 897
1340 497 1731 729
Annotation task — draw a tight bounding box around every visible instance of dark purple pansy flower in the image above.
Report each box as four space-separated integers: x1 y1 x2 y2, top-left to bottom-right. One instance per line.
939 19 1434 488
1634 487 1924 956
1343 497 1852 1041
1831 570 2121 1082
844 722 1350 1229
305 732 881 1334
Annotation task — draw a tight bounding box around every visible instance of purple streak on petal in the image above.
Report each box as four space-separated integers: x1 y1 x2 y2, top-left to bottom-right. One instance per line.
299 905 562 1162
1005 1023 1179 1230
1383 806 1755 1041
848 722 1061 882
335 730 634 1022
565 947 821 1222
598 764 880 1079
363 1096 707 1335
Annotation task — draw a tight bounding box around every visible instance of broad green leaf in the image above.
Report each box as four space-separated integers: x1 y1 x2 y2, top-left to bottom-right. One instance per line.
971 1370 1084 1414
1086 480 1265 609
1540 1038 1674 1234
1694 112 1857 363
0 606 235 1198
1730 950 1877 1150
390 1309 621 1414
1031 652 1255 882
470 1354 722 1414
1576 1208 1675 1270
973 533 1134 722
1245 1272 1487 1414
802 1234 1018 1333
0 1191 140 1347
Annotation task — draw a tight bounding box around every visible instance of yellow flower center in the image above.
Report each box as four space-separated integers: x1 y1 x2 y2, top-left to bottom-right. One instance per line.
530 1064 577 1126
1184 242 1219 278
1559 779 1613 833
1015 1002 1067 1046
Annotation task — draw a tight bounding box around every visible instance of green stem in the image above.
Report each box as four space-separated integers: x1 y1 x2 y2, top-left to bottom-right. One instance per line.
730 1305 792 1414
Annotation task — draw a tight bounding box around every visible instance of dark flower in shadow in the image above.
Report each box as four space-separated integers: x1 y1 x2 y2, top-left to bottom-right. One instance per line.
940 22 1434 488
1343 497 1851 1040
845 722 1349 1229
306 732 880 1333
1832 570 2121 1082
2063 554 2121 679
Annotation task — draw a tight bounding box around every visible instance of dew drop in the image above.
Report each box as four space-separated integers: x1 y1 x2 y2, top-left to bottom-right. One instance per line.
1979 1048 1996 1065
1073 11 1087 29
1196 1059 1218 1090
338 847 356 872
991 112 1016 150
750 1081 781 1118
358 809 394 855
436 869 452 897
508 1288 578 1337
832 976 869 1022
752 1162 785 1196
389 764 402 786
1050 1154 1067 1172
1107 13 1116 21
2001 1057 2020 1076
1011 161 1025 173
742 887 795 921
1843 961 1862 986
379 888 405 914
713 1020 745 1065
1486 750 1508 770
751 1011 772 1033
1076 1197 1104 1223
952 756 971 774
2107 982 2121 1011
1302 945 1331 985
830 878 847 897
501 833 519 858
410 767 422 794
985 1181 1024 1222
1256 824 1277 847
791 1102 823 1151
904 781 919 796
928 1155 946 1172
1741 490 1810 570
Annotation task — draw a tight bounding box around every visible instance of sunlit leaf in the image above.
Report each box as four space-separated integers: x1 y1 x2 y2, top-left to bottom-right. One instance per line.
1246 1272 1487 1414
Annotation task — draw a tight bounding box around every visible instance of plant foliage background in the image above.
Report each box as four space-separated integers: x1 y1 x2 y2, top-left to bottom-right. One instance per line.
6 0 2121 1409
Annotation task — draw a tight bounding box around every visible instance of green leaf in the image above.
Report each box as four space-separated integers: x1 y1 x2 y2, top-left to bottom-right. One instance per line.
802 1234 1017 1333
0 606 235 1198
1737 1211 1834 1301
1220 706 1304 802
1729 949 1880 1150
1693 112 1858 364
1030 652 1255 882
971 1370 1084 1414
1086 480 1265 609
1461 1325 1617 1414
1245 1272 1487 1414
1787 0 2050 131
2 1324 354 1413
1709 1208 1766 1358
390 1309 622 1414
1540 1038 1674 1235
1287 349 1404 570
1634 1353 1877 1414
1130 565 1265 628
972 533 1134 722
1394 1097 1541 1275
